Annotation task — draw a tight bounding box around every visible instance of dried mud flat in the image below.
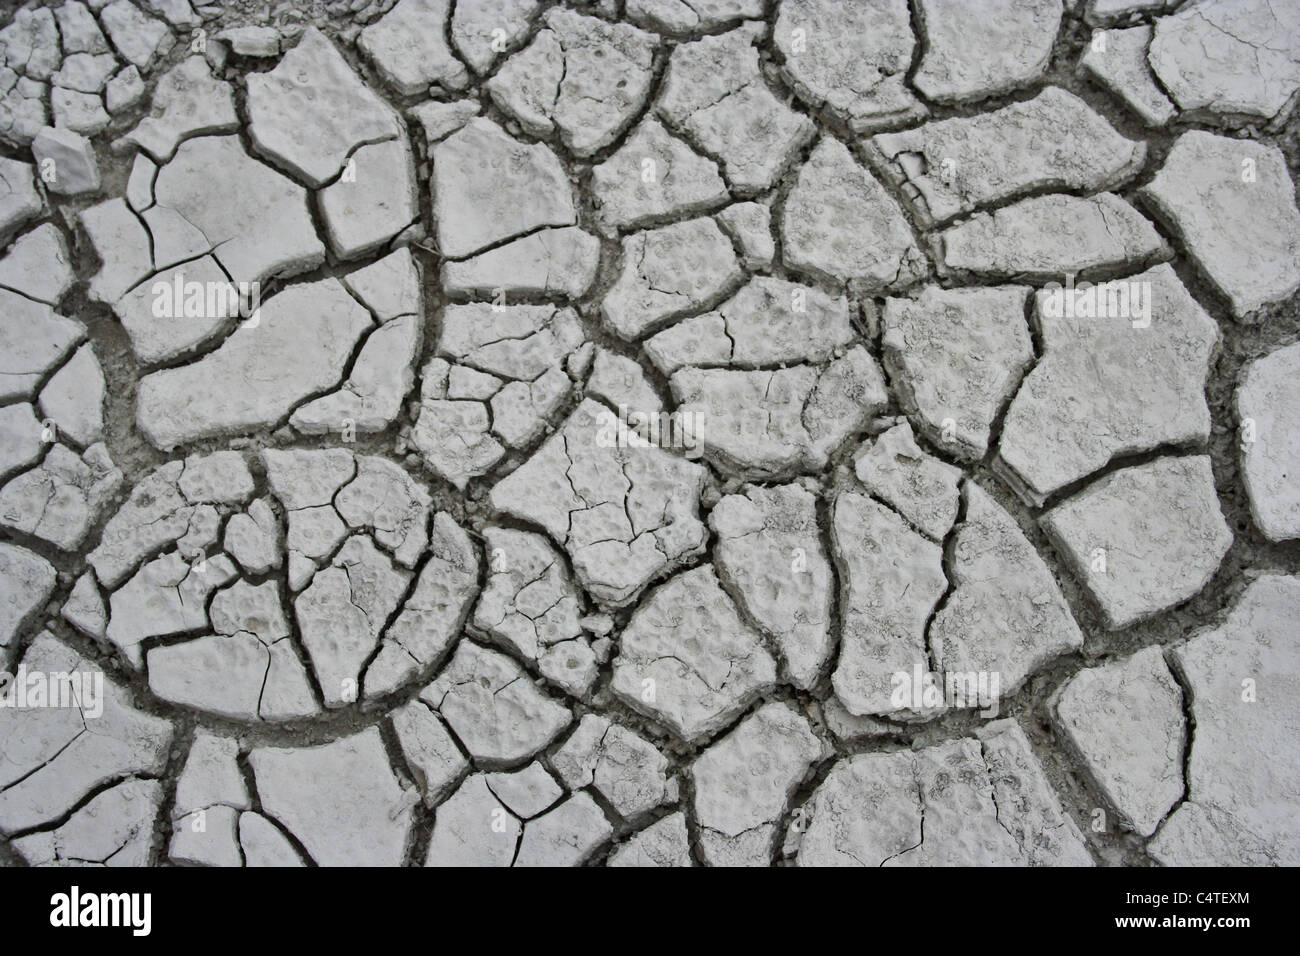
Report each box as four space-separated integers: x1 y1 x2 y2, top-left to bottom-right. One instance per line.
0 0 1298 868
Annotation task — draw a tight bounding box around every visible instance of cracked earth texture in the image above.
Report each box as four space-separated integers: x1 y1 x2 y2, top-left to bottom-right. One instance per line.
0 0 1298 868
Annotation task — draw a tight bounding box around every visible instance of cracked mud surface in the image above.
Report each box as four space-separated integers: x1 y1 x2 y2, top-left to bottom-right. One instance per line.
1 0 1299 868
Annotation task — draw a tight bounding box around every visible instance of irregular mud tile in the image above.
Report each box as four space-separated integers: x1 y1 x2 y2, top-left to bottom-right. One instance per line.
319 137 418 260
645 277 854 376
0 74 47 150
487 9 656 157
0 443 122 551
976 719 1093 866
0 7 60 82
931 482 1082 697
51 50 116 94
248 728 413 867
670 346 888 479
1151 575 1300 865
178 450 254 504
591 118 728 235
61 571 106 640
586 349 663 415
1148 0 1300 122
442 227 599 299
691 702 824 866
150 135 325 285
408 99 480 150
425 774 520 866
853 422 961 541
1041 456 1231 630
341 248 420 322
607 811 693 867
795 725 1087 865
106 550 236 667
168 730 249 867
934 192 1169 281
489 399 708 608
247 27 400 188
50 87 108 136
37 343 105 446
819 696 896 745
105 66 144 115
912 0 1061 103
882 285 1032 462
135 278 372 450
1080 25 1177 127
714 201 773 270
0 403 45 479
0 632 173 834
392 700 469 807
432 118 576 259
117 56 238 161
1051 645 1184 837
411 394 506 492
88 460 194 588
0 542 55 649
31 125 99 197
214 26 281 58
0 222 74 304
831 491 946 719
78 197 151 305
473 526 597 697
239 811 305 866
1237 343 1300 541
292 315 419 436
781 137 924 291
171 803 240 867
335 456 430 567
611 564 776 743
996 264 1216 506
774 0 924 131
439 304 584 382
150 579 318 721
451 0 542 74
656 25 815 194
296 536 410 708
141 203 210 271
485 761 563 819
710 483 833 690
224 498 282 576
627 0 762 34
14 778 162 867
0 288 83 402
54 2 110 55
549 713 677 819
871 88 1146 227
1140 131 1300 318
420 640 571 767
514 791 613 866
358 0 469 97
602 217 742 340
491 367 572 450
99 0 173 73
364 512 479 698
